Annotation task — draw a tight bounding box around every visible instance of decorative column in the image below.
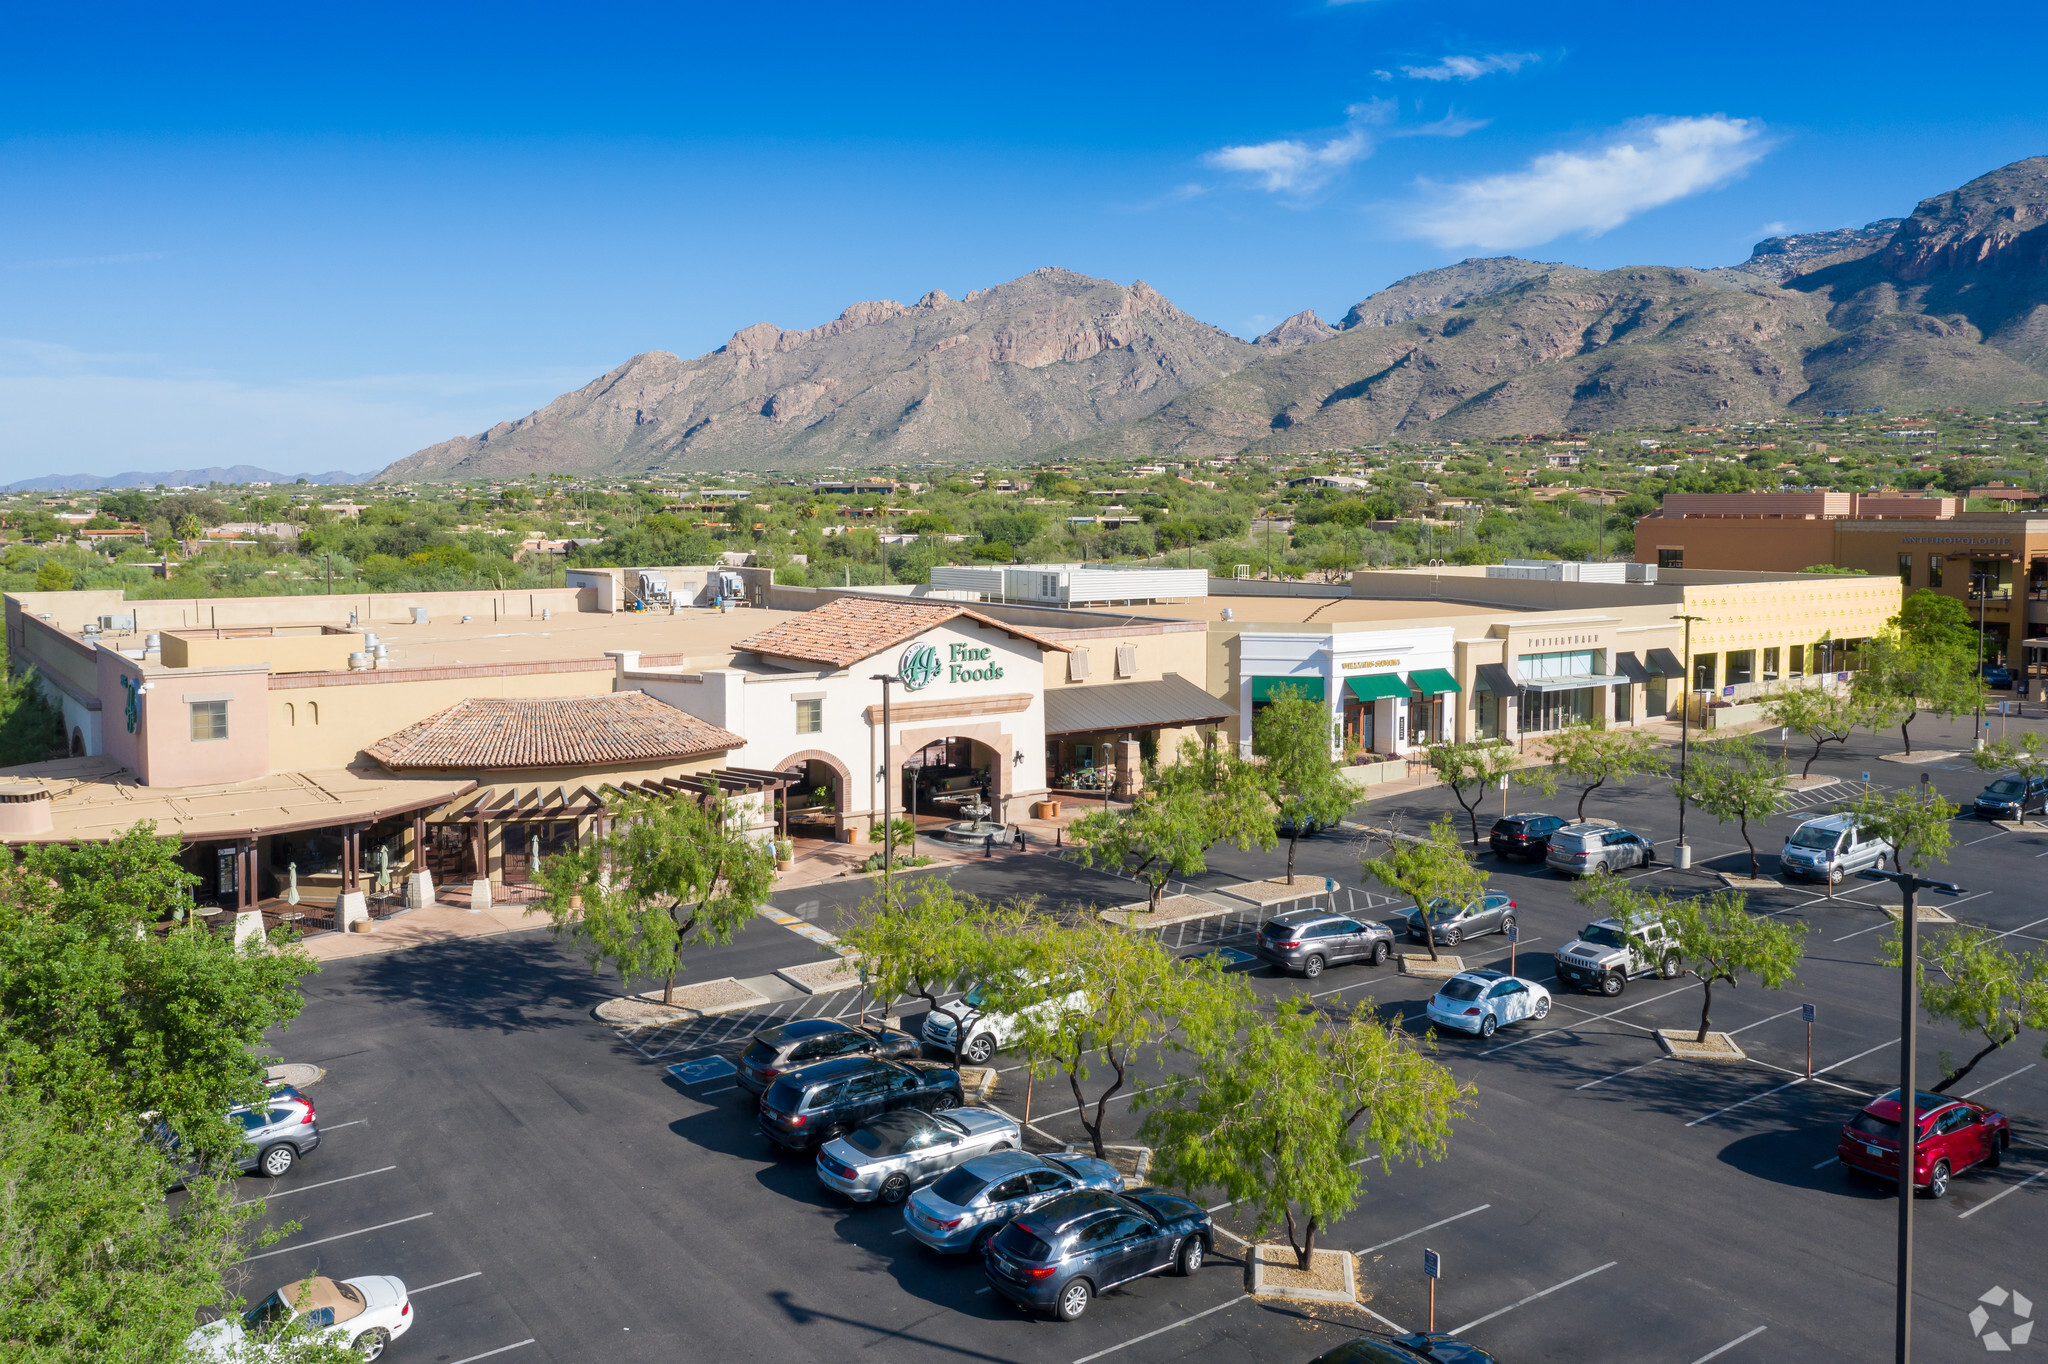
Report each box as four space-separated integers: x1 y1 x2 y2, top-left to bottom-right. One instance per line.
337 823 369 932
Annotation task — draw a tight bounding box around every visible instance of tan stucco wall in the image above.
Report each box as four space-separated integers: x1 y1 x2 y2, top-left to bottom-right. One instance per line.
267 664 620 771
1040 622 1209 691
162 630 367 673
1631 518 1838 573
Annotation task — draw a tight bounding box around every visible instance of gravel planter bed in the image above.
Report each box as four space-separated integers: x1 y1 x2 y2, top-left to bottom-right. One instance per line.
1247 1245 1357 1303
594 977 772 1026
1656 1029 1749 1062
1100 895 1237 929
1220 878 1338 907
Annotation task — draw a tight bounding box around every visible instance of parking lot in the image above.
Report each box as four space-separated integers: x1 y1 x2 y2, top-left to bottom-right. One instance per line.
264 710 2047 1363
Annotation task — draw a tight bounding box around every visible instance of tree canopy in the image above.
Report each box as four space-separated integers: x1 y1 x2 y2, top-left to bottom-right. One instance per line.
1540 722 1667 821
1360 817 1486 962
1066 737 1273 912
1253 687 1355 884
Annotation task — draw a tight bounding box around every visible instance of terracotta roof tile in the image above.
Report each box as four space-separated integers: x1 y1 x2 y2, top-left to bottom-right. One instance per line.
366 692 743 771
733 596 1069 668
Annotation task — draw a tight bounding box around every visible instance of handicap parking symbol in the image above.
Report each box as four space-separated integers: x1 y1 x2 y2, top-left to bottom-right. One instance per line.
1183 946 1255 968
668 1056 737 1086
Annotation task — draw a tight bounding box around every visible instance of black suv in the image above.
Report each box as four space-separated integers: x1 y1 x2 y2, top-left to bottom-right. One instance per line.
737 1019 920 1096
1975 774 2048 822
983 1188 1211 1322
758 1056 963 1152
1310 1332 1500 1363
1489 813 1565 861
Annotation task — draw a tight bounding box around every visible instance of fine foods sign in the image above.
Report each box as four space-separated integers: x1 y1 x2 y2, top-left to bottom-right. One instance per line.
900 641 1007 690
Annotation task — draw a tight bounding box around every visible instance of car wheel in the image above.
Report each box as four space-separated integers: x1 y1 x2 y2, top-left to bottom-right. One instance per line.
932 1092 960 1111
1175 1236 1204 1276
1055 1279 1092 1322
1600 972 1625 997
351 1328 391 1361
973 1225 999 1255
1444 928 1462 947
1370 941 1389 966
257 1144 296 1179
963 1034 996 1065
1479 1014 1497 1038
1660 955 1680 980
880 1174 911 1204
1828 864 1843 885
1927 1159 1951 1200
1302 954 1325 979
1987 1137 2003 1169
1532 996 1550 1020
1498 914 1516 940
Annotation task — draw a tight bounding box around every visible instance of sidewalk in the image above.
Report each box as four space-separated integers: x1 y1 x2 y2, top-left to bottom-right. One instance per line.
299 884 555 962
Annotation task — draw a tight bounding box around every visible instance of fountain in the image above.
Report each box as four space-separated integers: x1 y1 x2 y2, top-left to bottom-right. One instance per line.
930 792 1010 846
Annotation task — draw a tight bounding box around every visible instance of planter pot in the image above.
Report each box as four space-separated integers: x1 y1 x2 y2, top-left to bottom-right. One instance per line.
776 858 795 872
567 894 583 911
349 918 376 935
1031 799 1061 819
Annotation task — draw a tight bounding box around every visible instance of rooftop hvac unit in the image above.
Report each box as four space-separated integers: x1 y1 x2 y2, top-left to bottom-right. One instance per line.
98 614 137 632
638 571 671 606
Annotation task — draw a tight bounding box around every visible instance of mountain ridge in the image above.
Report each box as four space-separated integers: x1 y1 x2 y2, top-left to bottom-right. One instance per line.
6 466 372 493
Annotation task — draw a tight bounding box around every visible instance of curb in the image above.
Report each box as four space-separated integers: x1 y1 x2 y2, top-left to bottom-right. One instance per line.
1245 1245 1358 1303
1656 1029 1748 1062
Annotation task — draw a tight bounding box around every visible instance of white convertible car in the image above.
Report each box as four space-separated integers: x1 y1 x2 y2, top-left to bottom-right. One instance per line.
186 1275 413 1360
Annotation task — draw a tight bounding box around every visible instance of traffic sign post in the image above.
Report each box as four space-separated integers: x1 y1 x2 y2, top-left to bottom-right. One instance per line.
1506 920 1519 974
1801 1002 1816 1078
1423 1248 1442 1331
1499 772 1510 818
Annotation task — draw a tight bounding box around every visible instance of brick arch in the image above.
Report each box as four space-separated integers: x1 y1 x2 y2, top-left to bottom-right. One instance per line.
891 723 1014 821
772 749 855 837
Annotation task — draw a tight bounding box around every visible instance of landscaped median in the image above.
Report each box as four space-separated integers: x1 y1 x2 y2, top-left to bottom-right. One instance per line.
1246 1244 1358 1304
1098 894 1240 929
1655 1029 1748 1062
593 977 773 1026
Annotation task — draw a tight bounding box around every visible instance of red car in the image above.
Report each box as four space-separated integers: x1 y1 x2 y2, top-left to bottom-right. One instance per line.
1837 1089 2011 1198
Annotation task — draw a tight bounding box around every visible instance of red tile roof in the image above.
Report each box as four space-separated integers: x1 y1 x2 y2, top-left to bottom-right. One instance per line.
366 692 743 771
733 596 1069 668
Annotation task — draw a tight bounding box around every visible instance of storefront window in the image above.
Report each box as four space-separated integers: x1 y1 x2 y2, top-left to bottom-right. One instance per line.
1789 644 1805 678
1727 650 1754 686
1658 549 1683 569
1474 690 1500 740
1928 555 1943 589
1763 648 1780 683
1692 654 1717 691
1898 553 1913 587
1523 689 1593 734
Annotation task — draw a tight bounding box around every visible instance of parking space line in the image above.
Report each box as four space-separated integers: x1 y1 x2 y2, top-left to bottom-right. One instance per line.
1577 1058 1663 1090
320 1119 368 1131
447 1342 535 1364
1989 915 2048 943
1691 1324 1768 1362
1448 1260 1617 1335
1480 983 1696 1056
1957 1165 2046 1220
412 1271 484 1293
1813 1156 1839 1169
1357 1203 1490 1255
1725 1005 1805 1036
1023 1082 1174 1125
1963 1063 2038 1099
239 1211 432 1262
1069 1294 1252 1364
700 1084 737 1096
233 1165 397 1206
1686 1038 1897 1127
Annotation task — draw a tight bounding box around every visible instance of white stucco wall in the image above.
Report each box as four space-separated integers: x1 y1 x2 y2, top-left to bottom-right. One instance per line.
1236 625 1456 759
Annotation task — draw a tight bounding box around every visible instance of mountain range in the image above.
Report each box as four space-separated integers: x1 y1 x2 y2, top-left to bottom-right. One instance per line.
6 466 373 493
379 156 2048 480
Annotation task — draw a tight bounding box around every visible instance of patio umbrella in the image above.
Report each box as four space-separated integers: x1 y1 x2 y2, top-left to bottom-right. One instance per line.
375 845 391 895
285 863 299 907
530 834 542 875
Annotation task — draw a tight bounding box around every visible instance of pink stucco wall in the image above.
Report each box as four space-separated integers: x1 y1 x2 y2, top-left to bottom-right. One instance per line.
97 649 270 787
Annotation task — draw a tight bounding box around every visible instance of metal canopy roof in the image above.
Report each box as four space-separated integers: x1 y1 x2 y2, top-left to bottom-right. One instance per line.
1474 663 1518 695
1614 651 1652 684
1345 673 1408 702
1045 674 1237 736
1519 673 1628 693
1407 667 1462 695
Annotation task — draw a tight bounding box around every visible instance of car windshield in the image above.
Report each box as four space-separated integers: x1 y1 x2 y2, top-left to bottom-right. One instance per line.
994 1224 1052 1261
929 1168 989 1205
1042 1155 1081 1180
962 986 987 1008
1789 826 1843 850
1416 898 1462 920
1579 924 1628 949
242 1292 294 1334
1437 979 1485 1002
1988 777 2025 797
1849 1111 1899 1138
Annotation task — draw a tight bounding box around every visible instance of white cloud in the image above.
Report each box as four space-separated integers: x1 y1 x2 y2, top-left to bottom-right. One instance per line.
1400 53 1539 81
1207 101 1393 194
1402 115 1770 250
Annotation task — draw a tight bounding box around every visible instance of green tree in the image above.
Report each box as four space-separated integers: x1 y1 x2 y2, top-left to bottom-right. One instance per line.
1762 684 1883 779
1969 731 2048 827
1540 722 1668 821
1896 588 1978 657
0 652 64 765
32 559 73 592
1253 687 1355 884
839 879 1028 1067
538 786 776 1005
1881 927 2048 1094
1853 627 1981 756
1011 920 1236 1160
1577 876 1805 1044
1678 734 1786 877
1140 996 1471 1271
1360 817 1487 962
1066 737 1274 913
1845 781 1959 873
1422 739 1521 846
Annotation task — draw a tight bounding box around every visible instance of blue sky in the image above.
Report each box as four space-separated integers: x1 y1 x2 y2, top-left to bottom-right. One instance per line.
3 0 2045 480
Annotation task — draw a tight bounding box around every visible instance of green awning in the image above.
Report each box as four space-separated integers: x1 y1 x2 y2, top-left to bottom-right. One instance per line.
1406 667 1462 696
1344 673 1408 702
1251 676 1325 703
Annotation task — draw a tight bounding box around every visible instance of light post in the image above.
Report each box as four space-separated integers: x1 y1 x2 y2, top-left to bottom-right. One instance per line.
1672 613 1705 869
1859 771 1965 1364
1971 571 1993 750
870 673 897 884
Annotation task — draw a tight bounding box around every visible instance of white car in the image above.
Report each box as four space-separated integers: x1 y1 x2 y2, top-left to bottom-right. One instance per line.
186 1275 413 1361
923 975 1089 1065
1424 970 1552 1039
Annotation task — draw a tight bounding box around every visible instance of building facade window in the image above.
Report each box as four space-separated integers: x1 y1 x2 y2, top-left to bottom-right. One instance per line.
1692 653 1717 691
795 698 824 734
189 700 228 742
1789 643 1805 677
1898 553 1914 587
1658 548 1684 569
1473 689 1500 740
1763 648 1780 682
1727 650 1755 686
1928 554 1943 589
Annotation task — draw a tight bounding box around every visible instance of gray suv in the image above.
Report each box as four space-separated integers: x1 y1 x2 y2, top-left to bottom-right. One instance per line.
1545 823 1654 877
1255 911 1394 978
1554 916 1680 996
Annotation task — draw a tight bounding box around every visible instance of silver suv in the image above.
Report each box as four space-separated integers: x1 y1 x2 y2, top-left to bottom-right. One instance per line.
1545 823 1655 877
1779 814 1893 884
1554 915 1680 996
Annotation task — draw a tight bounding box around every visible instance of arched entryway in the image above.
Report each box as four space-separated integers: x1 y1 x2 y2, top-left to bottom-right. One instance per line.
894 730 1012 827
775 750 853 840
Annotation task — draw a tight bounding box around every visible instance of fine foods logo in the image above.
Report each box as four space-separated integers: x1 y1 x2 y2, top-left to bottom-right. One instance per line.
899 645 942 691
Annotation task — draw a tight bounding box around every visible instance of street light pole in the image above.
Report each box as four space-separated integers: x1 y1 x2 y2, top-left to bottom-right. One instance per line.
1972 572 1991 750
1672 613 1705 869
870 673 897 885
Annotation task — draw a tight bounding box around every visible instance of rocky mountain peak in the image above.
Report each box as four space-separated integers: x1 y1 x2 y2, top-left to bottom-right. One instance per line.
1880 155 2048 280
1254 309 1339 348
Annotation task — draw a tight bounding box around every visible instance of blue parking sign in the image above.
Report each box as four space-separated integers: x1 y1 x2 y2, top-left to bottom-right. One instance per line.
1423 1248 1442 1280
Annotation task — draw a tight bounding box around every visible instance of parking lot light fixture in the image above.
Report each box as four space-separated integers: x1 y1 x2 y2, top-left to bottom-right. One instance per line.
1672 613 1706 869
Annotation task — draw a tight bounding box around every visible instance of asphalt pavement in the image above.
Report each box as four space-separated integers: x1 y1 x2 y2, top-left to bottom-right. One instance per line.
257 707 2048 1363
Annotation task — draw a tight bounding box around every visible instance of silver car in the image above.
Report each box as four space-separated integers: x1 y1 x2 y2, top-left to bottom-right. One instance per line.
904 1149 1124 1253
1545 823 1655 877
814 1106 1021 1204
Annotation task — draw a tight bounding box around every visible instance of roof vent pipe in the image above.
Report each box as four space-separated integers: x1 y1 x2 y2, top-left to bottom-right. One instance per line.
348 651 371 671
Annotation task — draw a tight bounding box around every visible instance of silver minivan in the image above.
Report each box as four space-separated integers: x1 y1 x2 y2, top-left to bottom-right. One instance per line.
1780 814 1893 884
